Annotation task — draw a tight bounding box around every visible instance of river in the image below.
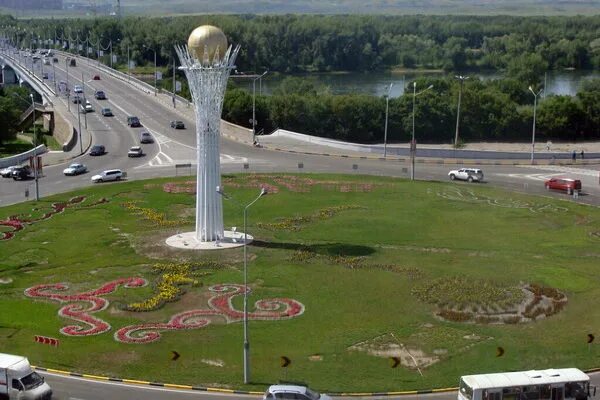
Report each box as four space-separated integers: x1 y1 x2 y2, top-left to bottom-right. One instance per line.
237 70 599 98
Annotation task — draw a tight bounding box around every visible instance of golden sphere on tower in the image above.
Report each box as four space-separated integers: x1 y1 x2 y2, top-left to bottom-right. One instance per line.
187 25 228 64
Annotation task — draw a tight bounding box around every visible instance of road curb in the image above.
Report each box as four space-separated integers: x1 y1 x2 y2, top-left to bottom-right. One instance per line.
32 366 264 395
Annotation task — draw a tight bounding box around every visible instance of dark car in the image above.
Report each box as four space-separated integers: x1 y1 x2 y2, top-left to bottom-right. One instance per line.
89 145 106 156
11 165 33 180
53 57 58 63
69 58 76 67
140 131 154 144
127 116 141 127
93 75 101 80
545 178 582 195
94 90 106 100
170 120 185 129
101 108 113 117
71 95 82 104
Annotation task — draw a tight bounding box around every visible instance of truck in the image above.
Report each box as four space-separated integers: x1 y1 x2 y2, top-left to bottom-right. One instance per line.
0 353 52 400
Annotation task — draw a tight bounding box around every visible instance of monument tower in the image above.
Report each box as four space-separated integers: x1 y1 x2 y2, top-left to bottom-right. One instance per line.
167 25 241 248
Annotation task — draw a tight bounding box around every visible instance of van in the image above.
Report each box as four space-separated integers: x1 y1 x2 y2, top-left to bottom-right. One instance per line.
0 353 52 400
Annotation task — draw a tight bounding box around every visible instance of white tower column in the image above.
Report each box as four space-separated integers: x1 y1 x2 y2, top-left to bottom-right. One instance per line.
175 26 240 243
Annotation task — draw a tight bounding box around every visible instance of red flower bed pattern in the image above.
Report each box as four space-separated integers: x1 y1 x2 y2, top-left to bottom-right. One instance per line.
0 196 108 241
115 284 305 344
25 278 147 336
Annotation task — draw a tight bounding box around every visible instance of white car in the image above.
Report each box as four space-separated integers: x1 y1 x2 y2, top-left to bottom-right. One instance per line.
263 385 331 400
80 101 94 113
73 85 83 94
63 163 87 176
91 169 123 183
127 146 144 157
0 165 19 178
448 168 484 182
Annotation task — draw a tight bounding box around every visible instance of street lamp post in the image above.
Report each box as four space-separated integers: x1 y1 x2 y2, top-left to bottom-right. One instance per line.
383 82 393 158
252 71 268 145
216 186 268 384
411 82 434 181
29 94 39 201
528 86 543 164
454 75 468 149
143 45 157 96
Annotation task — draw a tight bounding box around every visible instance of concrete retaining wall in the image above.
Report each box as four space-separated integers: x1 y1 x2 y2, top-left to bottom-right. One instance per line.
0 145 47 168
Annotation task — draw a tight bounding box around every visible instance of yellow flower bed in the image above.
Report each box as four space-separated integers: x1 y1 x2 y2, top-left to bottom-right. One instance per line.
122 201 181 227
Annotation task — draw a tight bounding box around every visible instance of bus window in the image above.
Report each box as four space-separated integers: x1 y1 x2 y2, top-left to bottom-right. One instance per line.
552 387 564 400
541 385 552 400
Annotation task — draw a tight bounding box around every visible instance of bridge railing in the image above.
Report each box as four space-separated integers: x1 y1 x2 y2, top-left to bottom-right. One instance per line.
0 49 56 103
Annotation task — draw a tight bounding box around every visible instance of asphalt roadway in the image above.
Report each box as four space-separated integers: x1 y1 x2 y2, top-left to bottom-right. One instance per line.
2 51 600 399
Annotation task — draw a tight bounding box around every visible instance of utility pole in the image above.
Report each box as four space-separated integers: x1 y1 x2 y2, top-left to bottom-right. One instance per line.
454 75 468 148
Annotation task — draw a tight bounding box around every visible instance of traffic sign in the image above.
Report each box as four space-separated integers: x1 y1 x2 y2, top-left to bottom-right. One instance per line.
588 334 595 344
496 346 504 357
280 356 291 368
389 357 400 368
171 350 180 361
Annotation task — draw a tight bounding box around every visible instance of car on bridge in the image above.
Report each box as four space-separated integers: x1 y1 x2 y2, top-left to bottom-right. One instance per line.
448 168 484 183
94 90 106 100
101 107 113 117
127 116 141 127
11 165 33 181
89 145 106 156
52 57 58 63
63 163 88 176
127 146 144 157
93 74 101 80
544 178 582 195
91 169 123 183
71 95 82 104
170 120 185 129
140 131 154 143
0 165 19 178
80 101 94 113
73 85 83 94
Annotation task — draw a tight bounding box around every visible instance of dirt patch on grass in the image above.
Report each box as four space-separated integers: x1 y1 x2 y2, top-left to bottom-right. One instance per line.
97 350 141 365
0 278 13 284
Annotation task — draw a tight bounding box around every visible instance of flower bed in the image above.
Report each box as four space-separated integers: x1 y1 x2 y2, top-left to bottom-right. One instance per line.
116 283 305 344
0 196 108 241
25 278 147 336
121 201 182 227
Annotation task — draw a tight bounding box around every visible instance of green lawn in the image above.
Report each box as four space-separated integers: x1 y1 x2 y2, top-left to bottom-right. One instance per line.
1 174 599 392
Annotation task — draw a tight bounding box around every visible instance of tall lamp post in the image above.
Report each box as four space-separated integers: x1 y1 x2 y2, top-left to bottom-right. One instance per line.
528 86 543 165
143 45 157 96
216 186 268 384
252 71 268 145
454 75 468 149
383 82 393 158
12 93 39 200
411 82 434 181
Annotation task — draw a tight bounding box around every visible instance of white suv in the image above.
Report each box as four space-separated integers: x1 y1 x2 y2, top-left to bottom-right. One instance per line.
91 169 123 183
263 385 331 400
448 168 484 182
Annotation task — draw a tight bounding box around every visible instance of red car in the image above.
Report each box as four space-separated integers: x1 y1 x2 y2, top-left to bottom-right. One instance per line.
93 75 101 80
544 178 582 194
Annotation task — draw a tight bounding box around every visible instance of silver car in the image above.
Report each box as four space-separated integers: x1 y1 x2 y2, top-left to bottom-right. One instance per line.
448 168 484 182
263 385 331 400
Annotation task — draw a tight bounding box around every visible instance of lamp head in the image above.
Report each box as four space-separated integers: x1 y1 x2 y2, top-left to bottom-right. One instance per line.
427 85 434 90
259 187 268 197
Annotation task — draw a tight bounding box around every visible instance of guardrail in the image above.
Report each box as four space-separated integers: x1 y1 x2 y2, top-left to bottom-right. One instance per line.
0 145 47 169
0 49 56 104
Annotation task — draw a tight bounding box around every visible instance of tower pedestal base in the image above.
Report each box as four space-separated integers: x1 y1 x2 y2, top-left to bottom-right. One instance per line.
165 230 252 250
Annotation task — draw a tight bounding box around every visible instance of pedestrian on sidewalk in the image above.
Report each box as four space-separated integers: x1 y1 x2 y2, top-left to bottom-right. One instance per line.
581 150 585 159
572 150 577 162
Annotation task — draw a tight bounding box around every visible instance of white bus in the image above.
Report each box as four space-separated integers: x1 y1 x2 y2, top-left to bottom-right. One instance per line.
459 369 595 400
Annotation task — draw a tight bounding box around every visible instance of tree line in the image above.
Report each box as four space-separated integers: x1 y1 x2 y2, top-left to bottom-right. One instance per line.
222 77 600 143
2 14 600 84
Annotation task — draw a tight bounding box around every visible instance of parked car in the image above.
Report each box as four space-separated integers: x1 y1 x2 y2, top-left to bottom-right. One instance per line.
11 165 33 180
544 178 582 195
140 131 154 144
63 163 87 176
94 90 106 100
263 384 331 400
93 74 101 80
127 146 144 157
73 85 83 94
127 116 141 127
170 120 185 129
89 145 106 156
448 168 484 182
91 169 123 183
0 165 19 178
101 107 113 117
